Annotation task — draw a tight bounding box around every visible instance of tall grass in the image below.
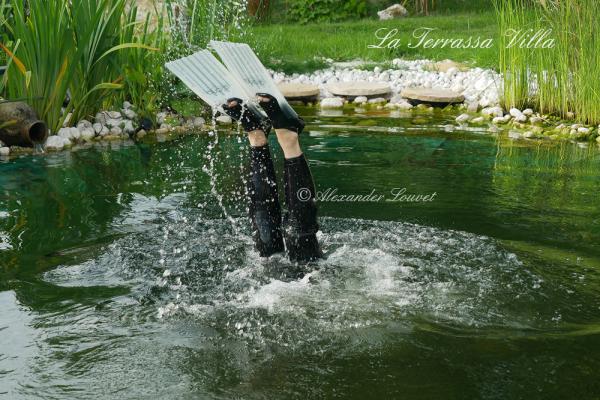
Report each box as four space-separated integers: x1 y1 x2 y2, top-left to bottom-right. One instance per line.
118 2 170 121
494 0 600 124
2 0 155 132
0 0 247 132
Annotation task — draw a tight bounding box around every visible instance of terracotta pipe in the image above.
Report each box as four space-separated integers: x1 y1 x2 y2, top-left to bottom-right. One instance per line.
0 101 48 147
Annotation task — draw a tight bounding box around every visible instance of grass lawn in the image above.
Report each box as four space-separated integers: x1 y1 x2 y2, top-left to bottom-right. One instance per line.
248 12 498 74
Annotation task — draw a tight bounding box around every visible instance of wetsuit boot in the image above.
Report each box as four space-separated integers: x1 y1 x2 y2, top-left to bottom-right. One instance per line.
257 93 322 262
223 98 284 256
283 154 322 262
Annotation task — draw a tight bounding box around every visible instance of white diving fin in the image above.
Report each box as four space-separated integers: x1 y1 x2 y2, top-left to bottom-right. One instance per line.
165 50 263 116
209 41 298 120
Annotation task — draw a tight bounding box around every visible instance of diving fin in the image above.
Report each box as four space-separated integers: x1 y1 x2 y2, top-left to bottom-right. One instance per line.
209 41 298 121
165 50 263 117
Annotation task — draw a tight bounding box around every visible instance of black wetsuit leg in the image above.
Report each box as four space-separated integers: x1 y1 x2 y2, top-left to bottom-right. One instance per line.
282 153 322 262
248 145 285 256
223 99 284 256
256 93 322 262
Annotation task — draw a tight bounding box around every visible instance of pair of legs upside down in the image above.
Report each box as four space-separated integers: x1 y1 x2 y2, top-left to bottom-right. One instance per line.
223 94 322 263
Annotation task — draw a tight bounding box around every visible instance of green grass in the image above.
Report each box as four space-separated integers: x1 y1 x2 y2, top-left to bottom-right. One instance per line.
249 12 498 74
494 0 600 124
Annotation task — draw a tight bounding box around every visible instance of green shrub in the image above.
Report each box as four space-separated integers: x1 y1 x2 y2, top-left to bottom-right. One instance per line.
288 0 368 24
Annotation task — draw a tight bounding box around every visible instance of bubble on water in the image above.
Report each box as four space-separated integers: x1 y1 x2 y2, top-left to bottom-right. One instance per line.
0 231 12 250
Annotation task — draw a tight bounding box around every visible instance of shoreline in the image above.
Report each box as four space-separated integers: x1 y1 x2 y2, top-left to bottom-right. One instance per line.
2 59 599 158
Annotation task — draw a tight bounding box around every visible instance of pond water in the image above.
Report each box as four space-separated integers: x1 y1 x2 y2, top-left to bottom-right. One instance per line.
1 107 600 399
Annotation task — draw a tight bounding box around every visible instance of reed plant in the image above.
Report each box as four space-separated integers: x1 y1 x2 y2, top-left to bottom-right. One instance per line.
493 0 600 124
2 0 155 132
118 2 168 121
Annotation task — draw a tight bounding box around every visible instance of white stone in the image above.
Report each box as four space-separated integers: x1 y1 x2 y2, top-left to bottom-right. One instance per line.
482 106 504 118
123 101 132 109
0 147 9 156
377 4 408 20
522 108 534 116
193 117 205 128
123 109 137 120
45 135 65 150
467 102 479 113
368 97 386 104
509 108 523 118
77 120 92 130
523 131 537 138
107 111 122 119
353 96 368 104
110 126 122 135
320 97 344 108
93 123 103 134
514 114 528 123
70 127 81 140
57 127 73 140
578 127 590 134
471 117 485 124
456 113 470 123
396 101 413 110
95 112 109 125
530 116 544 125
156 112 167 125
216 115 232 124
492 117 508 125
80 128 95 141
99 126 110 137
106 118 121 128
123 120 135 134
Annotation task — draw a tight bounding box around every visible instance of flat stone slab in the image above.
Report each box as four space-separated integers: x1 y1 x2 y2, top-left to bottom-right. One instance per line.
400 87 465 105
327 82 391 100
278 83 319 100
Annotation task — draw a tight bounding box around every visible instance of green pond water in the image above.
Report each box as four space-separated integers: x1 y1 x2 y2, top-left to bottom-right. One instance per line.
1 107 600 399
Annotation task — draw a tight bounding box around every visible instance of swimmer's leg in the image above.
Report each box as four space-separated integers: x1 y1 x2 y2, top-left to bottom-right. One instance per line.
257 94 322 262
223 99 284 256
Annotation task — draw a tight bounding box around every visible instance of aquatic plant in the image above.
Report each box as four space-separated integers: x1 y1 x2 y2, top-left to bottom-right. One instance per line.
117 2 167 122
2 0 155 132
494 0 600 124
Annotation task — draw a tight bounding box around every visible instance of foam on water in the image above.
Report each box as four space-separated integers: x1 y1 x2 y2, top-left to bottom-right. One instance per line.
45 209 547 354
0 231 12 250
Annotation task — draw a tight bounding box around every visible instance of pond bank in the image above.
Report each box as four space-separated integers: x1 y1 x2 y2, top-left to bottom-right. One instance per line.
2 59 599 159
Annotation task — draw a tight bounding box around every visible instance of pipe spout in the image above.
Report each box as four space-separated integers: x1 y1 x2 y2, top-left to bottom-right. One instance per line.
0 101 48 147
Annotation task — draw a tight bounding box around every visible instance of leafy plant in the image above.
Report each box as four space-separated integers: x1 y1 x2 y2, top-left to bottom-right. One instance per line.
2 0 155 132
287 0 368 24
117 2 166 121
